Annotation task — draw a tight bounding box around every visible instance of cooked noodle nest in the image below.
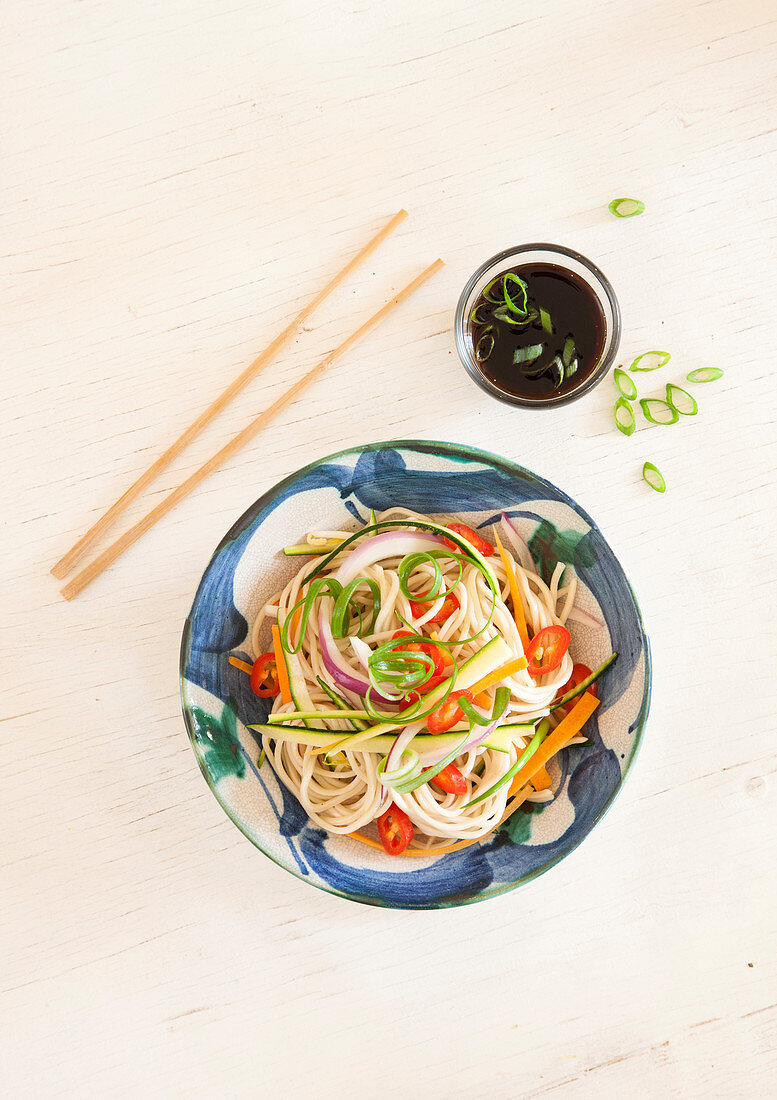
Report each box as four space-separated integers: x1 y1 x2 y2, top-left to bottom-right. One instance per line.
252 508 577 850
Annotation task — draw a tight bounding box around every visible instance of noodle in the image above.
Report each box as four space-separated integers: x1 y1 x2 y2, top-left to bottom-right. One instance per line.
251 509 576 851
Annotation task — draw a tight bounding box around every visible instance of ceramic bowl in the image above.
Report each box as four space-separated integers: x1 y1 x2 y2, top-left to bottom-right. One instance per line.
180 441 651 909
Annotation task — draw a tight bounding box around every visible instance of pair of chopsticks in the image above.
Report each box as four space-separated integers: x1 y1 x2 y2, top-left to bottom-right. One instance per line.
53 210 443 599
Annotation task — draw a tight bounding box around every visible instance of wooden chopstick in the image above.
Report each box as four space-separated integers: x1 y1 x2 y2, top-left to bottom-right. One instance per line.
60 258 444 601
51 209 409 580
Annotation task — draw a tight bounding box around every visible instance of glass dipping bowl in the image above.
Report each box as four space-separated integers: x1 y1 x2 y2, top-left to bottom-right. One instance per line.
454 243 621 409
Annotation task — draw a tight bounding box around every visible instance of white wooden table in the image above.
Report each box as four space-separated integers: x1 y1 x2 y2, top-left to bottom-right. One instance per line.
3 1 776 1095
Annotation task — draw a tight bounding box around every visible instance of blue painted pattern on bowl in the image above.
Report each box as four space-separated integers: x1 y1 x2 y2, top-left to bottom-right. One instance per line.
180 440 651 909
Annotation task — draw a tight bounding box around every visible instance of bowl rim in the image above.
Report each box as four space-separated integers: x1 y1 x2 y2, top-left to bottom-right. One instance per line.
454 242 622 409
180 438 652 909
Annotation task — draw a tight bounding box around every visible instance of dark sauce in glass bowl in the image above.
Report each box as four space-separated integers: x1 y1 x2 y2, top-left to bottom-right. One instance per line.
468 263 606 401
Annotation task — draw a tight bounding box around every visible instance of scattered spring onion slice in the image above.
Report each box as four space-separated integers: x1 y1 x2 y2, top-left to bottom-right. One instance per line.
476 332 495 362
465 720 549 807
613 367 637 400
639 398 679 425
470 302 491 325
565 356 579 380
665 383 698 416
642 462 666 493
687 367 724 383
608 197 645 218
562 336 576 367
539 307 553 334
513 343 544 365
630 350 671 373
503 272 529 315
614 396 636 436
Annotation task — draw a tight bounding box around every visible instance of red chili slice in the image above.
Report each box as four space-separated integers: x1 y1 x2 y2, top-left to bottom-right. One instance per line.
376 806 414 855
426 689 473 734
525 625 571 676
410 590 460 623
250 653 280 697
558 663 597 701
553 663 597 713
391 631 445 678
443 522 495 557
431 764 468 795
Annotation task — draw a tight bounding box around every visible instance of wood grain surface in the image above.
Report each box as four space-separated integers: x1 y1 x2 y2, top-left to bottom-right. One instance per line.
2 1 775 1097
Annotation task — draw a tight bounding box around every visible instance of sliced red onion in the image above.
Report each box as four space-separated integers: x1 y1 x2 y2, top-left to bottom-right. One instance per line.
348 634 374 677
566 605 604 630
334 530 447 585
318 613 397 706
385 722 425 774
500 513 535 572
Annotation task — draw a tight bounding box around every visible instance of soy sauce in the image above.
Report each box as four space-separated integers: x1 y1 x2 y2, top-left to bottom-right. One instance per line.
469 264 606 400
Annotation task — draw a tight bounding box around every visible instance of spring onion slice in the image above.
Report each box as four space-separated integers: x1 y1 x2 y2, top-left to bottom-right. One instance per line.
687 367 724 383
642 461 666 493
562 336 576 367
665 383 698 416
257 748 266 769
470 302 491 325
565 356 579 380
613 367 637 400
502 272 529 315
482 276 505 304
639 398 679 425
513 344 544 365
390 733 470 795
458 686 510 727
398 550 464 602
282 578 343 652
476 333 494 361
331 577 381 638
630 350 671 373
608 197 645 218
539 307 553 334
549 653 617 712
548 355 564 391
465 720 550 808
377 749 422 789
614 396 636 436
493 305 537 327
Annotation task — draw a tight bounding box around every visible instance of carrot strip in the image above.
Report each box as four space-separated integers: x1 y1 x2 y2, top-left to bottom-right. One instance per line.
494 529 529 651
531 765 552 791
228 656 254 675
467 655 527 697
508 692 599 794
271 624 292 705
